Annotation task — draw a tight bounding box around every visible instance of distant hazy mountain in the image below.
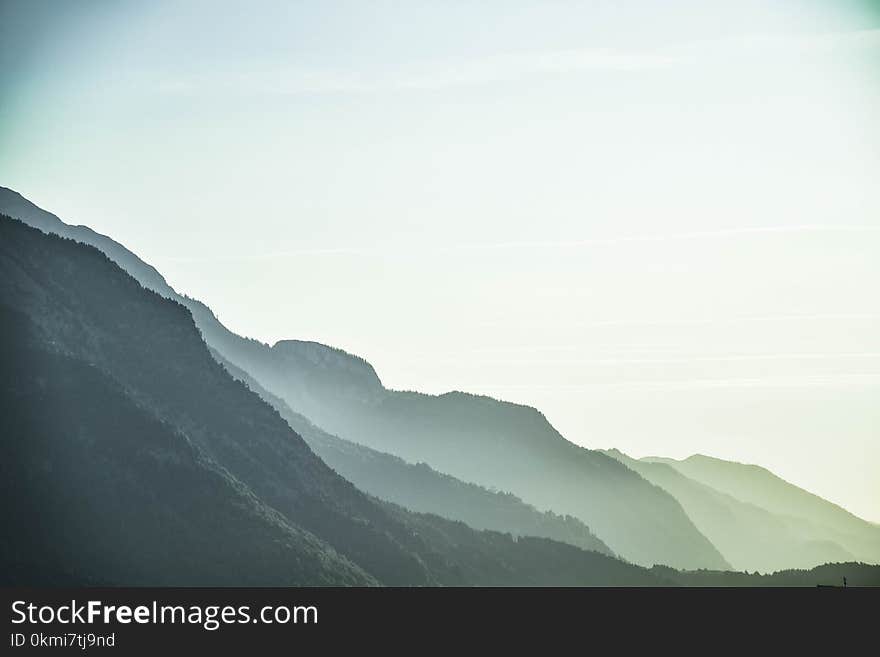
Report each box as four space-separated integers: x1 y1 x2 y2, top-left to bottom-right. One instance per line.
3 195 879 586
0 186 727 571
209 340 729 570
602 449 858 572
2 214 673 586
214 350 613 558
644 454 880 566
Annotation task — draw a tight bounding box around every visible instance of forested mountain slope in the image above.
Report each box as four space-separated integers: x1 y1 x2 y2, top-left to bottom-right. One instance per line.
0 186 727 571
214 352 613 558
0 215 667 586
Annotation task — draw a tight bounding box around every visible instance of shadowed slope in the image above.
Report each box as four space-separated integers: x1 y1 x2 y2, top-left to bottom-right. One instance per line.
214 350 613 558
232 355 728 570
0 186 727 570
0 330 372 586
0 214 671 586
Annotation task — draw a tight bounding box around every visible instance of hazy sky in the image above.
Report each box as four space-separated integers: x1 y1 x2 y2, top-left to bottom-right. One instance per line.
2 1 879 521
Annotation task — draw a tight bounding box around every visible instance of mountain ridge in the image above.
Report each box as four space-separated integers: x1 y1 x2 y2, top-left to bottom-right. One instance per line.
602 449 866 572
644 453 880 564
2 213 677 586
7 186 875 570
0 185 727 570
212 348 614 558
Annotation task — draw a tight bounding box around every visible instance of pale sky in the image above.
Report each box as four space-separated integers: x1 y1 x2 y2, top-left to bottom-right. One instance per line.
1 0 879 521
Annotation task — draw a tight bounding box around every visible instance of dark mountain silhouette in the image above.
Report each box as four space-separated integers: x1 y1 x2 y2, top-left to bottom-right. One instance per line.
213 350 613 557
0 185 728 570
602 449 858 572
1 334 373 586
0 187 172 296
1 214 674 586
644 454 880 566
655 561 880 587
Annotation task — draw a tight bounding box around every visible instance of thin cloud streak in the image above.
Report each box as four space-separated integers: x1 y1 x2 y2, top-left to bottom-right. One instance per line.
448 225 880 253
405 352 880 366
442 373 880 393
154 224 880 263
154 47 677 97
475 313 880 329
152 29 880 97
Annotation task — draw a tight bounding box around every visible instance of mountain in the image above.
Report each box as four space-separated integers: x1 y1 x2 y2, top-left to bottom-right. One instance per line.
211 342 729 570
654 562 880 587
0 187 173 297
213 350 613 558
644 454 880 566
0 337 373 586
0 186 728 570
1 214 672 586
602 449 857 572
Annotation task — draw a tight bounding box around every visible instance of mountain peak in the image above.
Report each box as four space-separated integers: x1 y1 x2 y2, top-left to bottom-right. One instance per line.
0 186 173 298
271 339 383 389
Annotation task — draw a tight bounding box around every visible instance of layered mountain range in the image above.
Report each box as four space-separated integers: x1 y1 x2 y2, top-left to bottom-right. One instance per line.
1 185 878 584
0 215 664 586
0 186 725 571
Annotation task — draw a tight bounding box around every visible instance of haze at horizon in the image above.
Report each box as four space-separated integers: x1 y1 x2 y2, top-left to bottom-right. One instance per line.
1 0 879 521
